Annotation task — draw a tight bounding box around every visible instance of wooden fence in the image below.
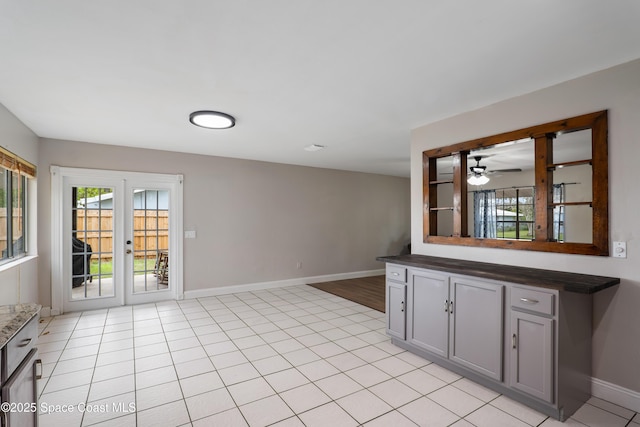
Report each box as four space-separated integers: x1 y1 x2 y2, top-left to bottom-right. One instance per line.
0 208 23 253
75 210 168 260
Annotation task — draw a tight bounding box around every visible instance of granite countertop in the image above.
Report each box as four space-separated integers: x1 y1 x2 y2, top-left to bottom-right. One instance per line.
377 254 621 294
0 303 41 349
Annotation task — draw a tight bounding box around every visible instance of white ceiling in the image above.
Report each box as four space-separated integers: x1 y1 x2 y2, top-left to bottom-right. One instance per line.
1 1 639 177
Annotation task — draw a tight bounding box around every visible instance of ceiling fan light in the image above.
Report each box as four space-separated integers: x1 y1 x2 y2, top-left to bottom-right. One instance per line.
189 111 235 129
468 174 490 185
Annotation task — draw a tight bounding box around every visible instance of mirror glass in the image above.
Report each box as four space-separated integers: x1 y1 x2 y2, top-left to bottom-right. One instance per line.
551 129 593 243
422 110 607 256
461 131 594 243
435 155 454 236
466 138 535 240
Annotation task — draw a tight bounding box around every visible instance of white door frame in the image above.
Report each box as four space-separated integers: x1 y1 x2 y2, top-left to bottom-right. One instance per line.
51 166 184 314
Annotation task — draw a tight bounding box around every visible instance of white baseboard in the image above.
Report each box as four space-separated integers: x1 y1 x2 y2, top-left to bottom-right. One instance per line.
39 307 61 318
592 377 640 412
183 269 385 299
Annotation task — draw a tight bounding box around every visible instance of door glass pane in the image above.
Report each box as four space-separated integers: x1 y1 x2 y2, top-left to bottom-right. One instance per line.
133 189 169 293
72 186 115 299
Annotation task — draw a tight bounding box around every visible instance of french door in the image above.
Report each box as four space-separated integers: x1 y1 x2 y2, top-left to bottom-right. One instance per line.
51 167 183 313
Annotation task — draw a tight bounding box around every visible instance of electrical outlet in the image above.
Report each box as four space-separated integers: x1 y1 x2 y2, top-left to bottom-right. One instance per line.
613 241 626 258
184 230 196 239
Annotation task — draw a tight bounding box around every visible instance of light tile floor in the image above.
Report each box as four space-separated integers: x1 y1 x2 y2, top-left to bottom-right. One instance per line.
36 285 639 427
71 274 168 299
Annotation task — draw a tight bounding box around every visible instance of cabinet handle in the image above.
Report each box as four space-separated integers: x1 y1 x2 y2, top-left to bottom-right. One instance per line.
18 338 32 347
512 333 517 349
444 300 449 312
401 301 405 313
35 358 43 380
520 298 539 304
391 272 399 276
449 301 454 314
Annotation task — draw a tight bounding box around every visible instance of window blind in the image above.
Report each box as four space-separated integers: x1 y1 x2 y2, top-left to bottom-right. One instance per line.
0 146 36 178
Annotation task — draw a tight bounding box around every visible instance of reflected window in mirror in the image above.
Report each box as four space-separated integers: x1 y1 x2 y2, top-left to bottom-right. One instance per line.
466 137 536 241
469 187 535 241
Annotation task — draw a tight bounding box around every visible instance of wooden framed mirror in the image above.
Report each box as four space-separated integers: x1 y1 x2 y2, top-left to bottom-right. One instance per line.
422 110 609 256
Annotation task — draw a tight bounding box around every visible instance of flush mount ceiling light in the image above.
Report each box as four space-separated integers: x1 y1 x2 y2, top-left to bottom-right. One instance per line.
189 111 235 129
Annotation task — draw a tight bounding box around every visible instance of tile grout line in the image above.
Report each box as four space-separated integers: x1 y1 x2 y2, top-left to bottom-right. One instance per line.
36 284 637 427
193 287 403 425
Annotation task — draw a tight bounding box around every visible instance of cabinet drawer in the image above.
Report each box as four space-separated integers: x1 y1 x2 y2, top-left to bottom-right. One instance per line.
511 287 555 316
3 316 37 380
386 265 407 283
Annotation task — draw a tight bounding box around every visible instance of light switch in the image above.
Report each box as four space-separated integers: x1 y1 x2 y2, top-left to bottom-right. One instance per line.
613 241 626 258
185 230 197 239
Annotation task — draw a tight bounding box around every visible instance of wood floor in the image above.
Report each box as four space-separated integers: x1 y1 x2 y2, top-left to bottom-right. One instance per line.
308 275 385 312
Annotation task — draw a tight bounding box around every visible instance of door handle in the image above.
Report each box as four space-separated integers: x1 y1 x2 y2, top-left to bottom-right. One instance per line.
449 301 454 314
444 300 449 312
400 301 405 312
512 333 517 349
35 359 43 380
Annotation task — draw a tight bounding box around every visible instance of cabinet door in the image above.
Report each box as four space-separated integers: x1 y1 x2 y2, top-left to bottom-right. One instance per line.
408 270 449 357
386 281 406 340
450 278 504 380
510 311 554 403
1 348 38 427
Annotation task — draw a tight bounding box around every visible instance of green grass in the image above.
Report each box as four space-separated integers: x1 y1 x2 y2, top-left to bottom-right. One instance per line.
498 229 533 239
90 258 157 278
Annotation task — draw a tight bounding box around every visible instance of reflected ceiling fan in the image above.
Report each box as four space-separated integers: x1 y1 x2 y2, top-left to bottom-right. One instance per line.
467 156 522 185
468 156 490 185
440 156 522 185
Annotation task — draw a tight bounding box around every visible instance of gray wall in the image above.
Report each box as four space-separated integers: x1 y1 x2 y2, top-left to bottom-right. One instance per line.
0 103 39 305
38 139 410 306
410 59 640 392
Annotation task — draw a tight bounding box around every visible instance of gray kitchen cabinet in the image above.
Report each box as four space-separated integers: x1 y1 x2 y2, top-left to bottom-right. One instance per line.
385 265 407 340
407 270 449 357
510 310 554 403
405 269 503 380
509 285 556 403
1 348 39 427
449 277 503 381
386 281 406 340
379 255 615 421
0 306 41 427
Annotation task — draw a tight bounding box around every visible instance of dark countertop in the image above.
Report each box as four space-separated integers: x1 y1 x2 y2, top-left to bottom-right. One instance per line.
377 254 620 294
0 303 41 349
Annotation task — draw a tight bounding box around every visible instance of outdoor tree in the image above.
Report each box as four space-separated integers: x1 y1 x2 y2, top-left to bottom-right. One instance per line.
75 187 110 203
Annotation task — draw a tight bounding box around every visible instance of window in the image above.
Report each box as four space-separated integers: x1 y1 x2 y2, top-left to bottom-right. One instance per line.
494 187 535 240
0 148 35 264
